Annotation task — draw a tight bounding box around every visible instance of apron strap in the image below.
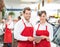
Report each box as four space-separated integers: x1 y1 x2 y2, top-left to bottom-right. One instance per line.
30 23 33 27
22 19 26 27
37 24 40 30
37 24 47 30
5 24 8 28
46 26 47 30
22 19 33 27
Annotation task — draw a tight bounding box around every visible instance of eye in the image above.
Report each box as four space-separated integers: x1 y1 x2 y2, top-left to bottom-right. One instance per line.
26 13 28 15
29 13 31 15
43 16 45 17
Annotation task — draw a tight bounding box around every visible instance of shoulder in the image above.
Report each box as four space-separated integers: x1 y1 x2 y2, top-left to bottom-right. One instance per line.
34 23 40 30
15 19 23 27
46 22 53 28
46 22 53 31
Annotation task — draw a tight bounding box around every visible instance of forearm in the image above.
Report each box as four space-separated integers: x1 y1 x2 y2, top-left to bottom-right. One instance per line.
14 34 28 41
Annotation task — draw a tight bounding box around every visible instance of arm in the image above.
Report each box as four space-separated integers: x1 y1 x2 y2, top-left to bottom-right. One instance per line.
48 24 53 41
14 20 28 41
14 20 34 41
41 24 53 41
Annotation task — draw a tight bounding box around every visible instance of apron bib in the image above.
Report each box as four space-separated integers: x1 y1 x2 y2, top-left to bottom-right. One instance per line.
4 24 12 43
18 19 34 47
36 24 51 47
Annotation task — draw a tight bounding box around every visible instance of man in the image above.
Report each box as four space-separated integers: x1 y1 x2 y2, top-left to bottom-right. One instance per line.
14 7 34 47
4 15 13 47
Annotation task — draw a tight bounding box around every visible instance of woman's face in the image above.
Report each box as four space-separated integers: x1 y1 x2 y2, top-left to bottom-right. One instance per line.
40 13 46 21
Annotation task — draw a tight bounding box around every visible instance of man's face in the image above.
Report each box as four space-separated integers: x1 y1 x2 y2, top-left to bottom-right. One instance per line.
23 10 31 20
8 15 12 20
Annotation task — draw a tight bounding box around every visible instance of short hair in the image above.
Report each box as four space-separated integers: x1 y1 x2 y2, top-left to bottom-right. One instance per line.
23 7 31 13
8 15 12 17
18 16 21 20
38 11 46 17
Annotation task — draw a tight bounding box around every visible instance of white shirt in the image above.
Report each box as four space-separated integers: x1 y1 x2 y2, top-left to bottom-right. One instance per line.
34 22 57 47
0 23 3 31
6 20 14 34
0 23 4 35
34 22 53 41
7 20 14 29
14 16 33 41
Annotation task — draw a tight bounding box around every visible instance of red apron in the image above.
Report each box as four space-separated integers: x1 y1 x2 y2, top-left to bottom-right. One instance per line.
18 19 34 47
36 24 51 47
4 24 12 43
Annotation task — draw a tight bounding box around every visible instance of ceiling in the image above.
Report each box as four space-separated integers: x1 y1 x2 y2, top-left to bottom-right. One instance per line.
4 0 39 5
4 0 39 9
52 0 60 3
4 0 60 5
4 0 60 9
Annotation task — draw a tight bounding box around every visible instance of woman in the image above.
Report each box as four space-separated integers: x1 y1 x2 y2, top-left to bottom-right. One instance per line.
34 11 53 47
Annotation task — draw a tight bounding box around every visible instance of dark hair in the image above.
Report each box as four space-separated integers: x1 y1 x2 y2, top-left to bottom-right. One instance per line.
23 7 31 13
58 19 60 24
38 11 46 17
18 16 21 20
8 15 12 17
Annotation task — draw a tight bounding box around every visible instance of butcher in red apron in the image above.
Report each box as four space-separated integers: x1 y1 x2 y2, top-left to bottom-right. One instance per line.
34 11 53 47
4 15 13 47
14 7 34 47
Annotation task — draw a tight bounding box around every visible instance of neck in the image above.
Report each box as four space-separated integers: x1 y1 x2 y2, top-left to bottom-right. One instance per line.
25 19 30 22
40 20 46 24
23 16 30 22
8 19 12 22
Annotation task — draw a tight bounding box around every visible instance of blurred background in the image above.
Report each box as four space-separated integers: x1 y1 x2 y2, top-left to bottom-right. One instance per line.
0 0 60 47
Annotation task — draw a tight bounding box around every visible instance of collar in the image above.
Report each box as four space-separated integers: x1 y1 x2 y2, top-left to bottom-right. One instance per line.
21 16 30 23
38 22 48 26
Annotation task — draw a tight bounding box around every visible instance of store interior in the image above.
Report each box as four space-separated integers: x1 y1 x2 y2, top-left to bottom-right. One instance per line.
0 0 60 47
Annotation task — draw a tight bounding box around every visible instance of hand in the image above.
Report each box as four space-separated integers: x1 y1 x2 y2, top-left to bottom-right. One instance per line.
40 36 46 39
46 37 50 41
35 38 41 43
28 37 35 41
34 36 42 43
40 36 50 41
